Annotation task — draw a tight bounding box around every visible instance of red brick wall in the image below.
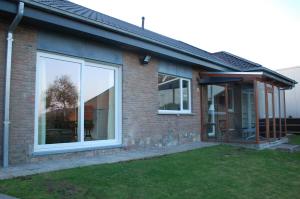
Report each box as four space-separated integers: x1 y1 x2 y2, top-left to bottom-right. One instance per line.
9 24 37 164
122 51 201 148
0 19 7 166
0 20 202 165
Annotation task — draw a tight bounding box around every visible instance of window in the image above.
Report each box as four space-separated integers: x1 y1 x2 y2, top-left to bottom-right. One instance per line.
158 73 191 114
35 52 121 152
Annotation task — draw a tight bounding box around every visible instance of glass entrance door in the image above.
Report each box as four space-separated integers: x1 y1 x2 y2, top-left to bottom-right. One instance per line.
205 85 227 141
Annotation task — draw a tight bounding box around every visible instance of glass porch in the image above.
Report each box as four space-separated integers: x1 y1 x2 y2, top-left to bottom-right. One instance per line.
200 74 287 144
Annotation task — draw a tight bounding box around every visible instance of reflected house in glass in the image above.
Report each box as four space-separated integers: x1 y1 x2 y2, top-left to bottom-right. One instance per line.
0 0 297 168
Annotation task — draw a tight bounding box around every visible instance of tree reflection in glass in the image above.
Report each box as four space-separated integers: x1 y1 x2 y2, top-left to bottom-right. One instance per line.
38 57 80 144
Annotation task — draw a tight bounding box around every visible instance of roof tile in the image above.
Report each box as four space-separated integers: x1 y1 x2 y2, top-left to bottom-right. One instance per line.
212 51 262 71
28 0 236 69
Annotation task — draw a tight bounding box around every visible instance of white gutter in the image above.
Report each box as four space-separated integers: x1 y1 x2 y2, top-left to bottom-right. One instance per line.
3 1 24 168
200 72 264 75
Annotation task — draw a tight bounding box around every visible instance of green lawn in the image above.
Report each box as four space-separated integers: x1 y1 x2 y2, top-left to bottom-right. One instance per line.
289 134 300 145
1 145 300 199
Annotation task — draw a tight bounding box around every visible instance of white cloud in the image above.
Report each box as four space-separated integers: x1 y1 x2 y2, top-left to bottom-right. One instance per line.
70 0 300 70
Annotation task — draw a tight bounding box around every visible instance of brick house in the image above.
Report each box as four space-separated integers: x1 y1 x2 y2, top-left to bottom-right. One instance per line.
0 0 296 168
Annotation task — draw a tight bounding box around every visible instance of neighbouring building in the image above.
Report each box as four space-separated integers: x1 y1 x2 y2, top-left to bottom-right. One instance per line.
277 66 300 119
277 66 300 132
0 0 296 168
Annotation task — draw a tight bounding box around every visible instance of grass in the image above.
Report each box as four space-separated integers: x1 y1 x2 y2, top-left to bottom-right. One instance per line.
0 145 300 199
289 134 300 145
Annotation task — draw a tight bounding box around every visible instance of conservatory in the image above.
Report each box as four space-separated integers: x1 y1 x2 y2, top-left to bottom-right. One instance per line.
199 71 295 144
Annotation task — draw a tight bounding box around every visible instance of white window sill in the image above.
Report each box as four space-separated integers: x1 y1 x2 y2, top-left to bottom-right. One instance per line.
157 111 194 116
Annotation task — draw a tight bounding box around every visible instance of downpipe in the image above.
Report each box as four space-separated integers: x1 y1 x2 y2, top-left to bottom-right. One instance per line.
3 2 24 168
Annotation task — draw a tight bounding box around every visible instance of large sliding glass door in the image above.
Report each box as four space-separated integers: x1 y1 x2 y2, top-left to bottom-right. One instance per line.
35 52 121 152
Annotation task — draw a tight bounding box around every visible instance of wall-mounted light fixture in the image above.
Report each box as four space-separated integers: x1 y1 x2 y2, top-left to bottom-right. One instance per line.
140 55 151 65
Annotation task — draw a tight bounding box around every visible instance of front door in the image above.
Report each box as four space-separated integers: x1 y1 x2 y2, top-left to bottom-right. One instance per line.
203 84 227 141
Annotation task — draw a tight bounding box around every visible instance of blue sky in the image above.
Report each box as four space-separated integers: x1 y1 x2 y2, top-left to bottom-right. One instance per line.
71 0 300 70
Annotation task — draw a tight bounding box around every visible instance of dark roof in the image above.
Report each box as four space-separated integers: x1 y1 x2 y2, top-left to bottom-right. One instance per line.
212 51 297 86
24 0 236 70
212 51 262 71
4 0 295 86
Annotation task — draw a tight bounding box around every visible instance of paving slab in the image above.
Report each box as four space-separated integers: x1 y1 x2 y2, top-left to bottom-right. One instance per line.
0 194 18 199
271 143 300 152
0 142 218 180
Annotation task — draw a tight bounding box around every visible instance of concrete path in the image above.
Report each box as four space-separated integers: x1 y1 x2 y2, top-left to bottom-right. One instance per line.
271 143 300 152
0 142 217 180
0 194 18 199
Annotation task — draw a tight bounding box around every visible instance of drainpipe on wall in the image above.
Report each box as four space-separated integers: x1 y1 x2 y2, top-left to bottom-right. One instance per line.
3 2 24 168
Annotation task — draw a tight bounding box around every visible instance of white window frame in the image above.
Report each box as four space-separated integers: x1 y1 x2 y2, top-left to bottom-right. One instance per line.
158 73 192 114
34 52 122 153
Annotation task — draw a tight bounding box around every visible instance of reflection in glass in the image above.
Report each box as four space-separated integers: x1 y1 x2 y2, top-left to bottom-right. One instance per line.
158 74 180 110
274 86 280 137
182 80 189 110
38 57 80 144
84 65 115 141
206 85 226 140
258 81 267 138
202 82 256 142
280 89 286 136
227 88 234 111
227 83 255 142
268 92 274 137
241 85 256 140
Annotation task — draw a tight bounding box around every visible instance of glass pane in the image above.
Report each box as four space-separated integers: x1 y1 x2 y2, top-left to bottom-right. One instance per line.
227 83 256 142
280 89 286 136
266 84 273 89
84 65 115 141
274 86 280 137
228 88 234 111
158 74 180 110
38 57 80 145
241 85 256 140
268 91 274 138
258 82 267 139
182 80 190 110
206 85 226 140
